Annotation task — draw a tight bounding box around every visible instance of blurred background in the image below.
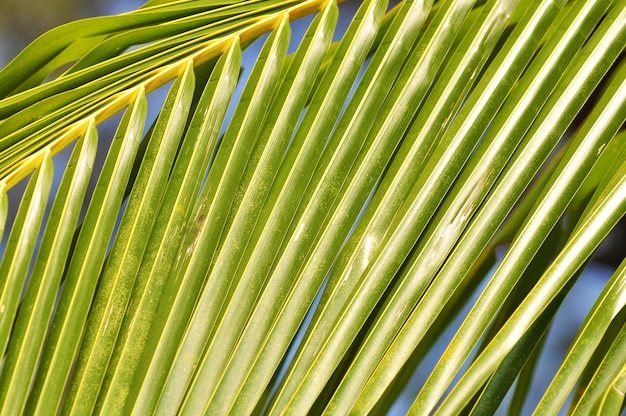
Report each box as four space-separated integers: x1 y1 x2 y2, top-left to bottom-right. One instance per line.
0 0 142 66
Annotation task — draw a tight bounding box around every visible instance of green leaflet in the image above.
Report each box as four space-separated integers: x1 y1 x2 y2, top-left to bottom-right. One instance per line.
0 154 54 360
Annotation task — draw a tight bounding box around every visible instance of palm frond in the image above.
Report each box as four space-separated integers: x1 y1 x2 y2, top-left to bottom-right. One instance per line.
0 0 624 414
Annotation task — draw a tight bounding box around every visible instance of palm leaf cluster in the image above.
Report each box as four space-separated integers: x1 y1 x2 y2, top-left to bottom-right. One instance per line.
0 0 624 414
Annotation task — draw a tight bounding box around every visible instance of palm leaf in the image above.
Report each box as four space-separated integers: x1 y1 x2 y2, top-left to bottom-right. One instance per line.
0 0 624 414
